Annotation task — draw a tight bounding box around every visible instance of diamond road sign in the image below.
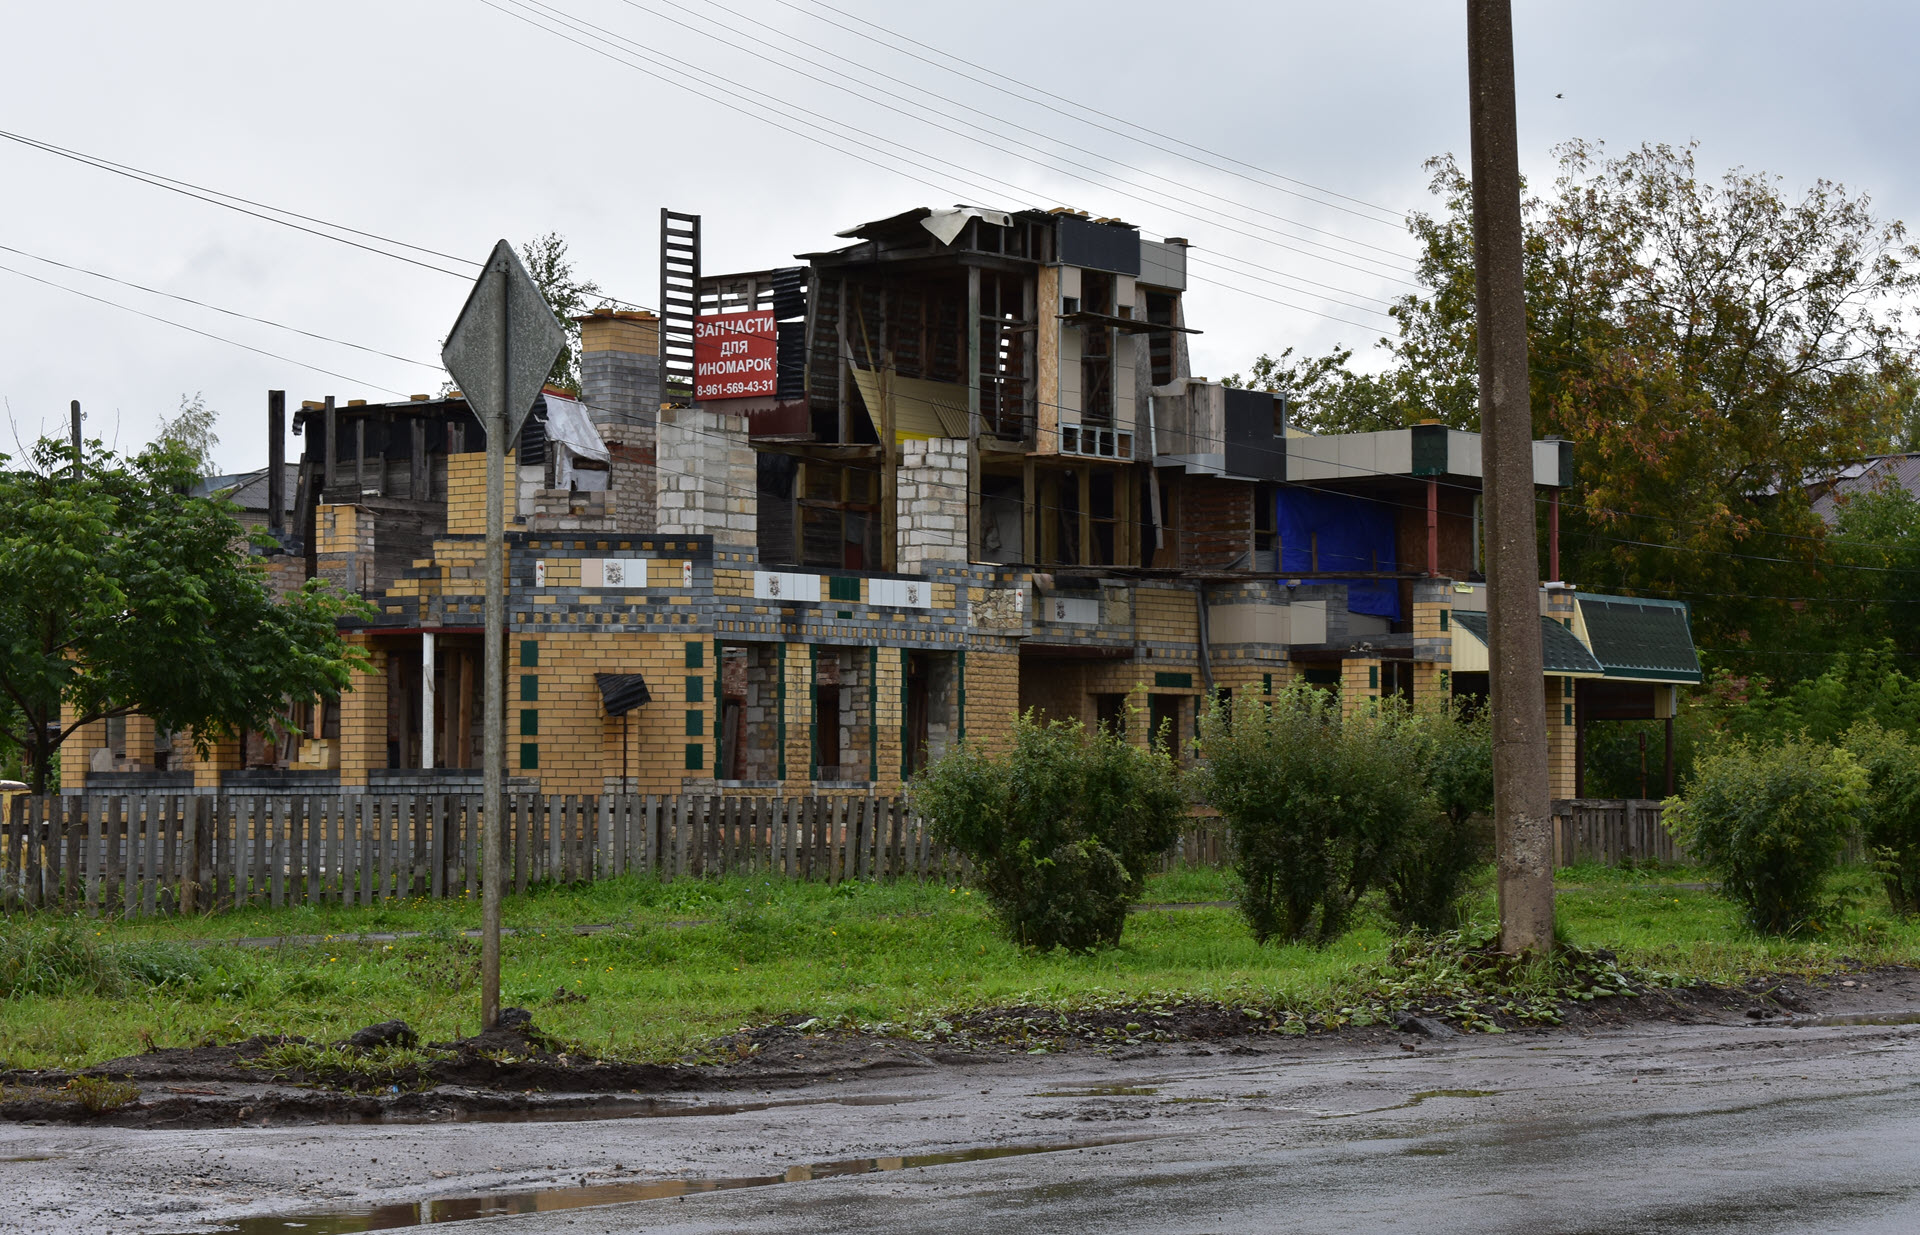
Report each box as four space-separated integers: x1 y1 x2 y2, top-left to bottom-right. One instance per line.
441 239 567 443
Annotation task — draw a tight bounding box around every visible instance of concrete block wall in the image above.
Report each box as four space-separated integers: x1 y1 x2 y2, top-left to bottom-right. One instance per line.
657 408 756 548
896 438 969 571
579 311 662 539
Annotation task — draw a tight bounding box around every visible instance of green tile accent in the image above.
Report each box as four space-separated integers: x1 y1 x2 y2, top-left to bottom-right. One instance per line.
868 645 879 784
828 575 861 602
685 710 704 737
685 642 704 668
684 743 703 771
519 674 538 702
1367 665 1379 691
1564 703 1574 727
1262 672 1273 695
519 742 538 769
809 644 820 780
519 641 538 667
519 708 538 736
686 676 704 703
1440 609 1450 632
1153 671 1194 690
956 650 967 743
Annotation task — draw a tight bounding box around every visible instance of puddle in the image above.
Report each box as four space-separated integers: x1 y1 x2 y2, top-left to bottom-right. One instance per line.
1401 1145 1455 1156
350 1092 927 1127
1031 1085 1160 1098
1773 1011 1920 1028
1323 1089 1500 1119
206 1135 1159 1232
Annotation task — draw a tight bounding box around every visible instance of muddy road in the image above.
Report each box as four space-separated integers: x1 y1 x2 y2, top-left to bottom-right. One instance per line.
4 988 1920 1232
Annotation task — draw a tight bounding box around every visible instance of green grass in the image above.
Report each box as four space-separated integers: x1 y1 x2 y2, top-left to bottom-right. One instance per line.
1 863 1916 1072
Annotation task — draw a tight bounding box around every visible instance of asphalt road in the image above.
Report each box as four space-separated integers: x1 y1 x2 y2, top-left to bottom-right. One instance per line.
6 1010 1920 1233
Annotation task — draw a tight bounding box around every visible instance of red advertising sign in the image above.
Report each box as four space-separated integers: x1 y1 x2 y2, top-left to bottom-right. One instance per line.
694 310 777 400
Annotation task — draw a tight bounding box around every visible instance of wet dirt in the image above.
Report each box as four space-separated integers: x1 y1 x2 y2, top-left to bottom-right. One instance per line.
205 1134 1164 1233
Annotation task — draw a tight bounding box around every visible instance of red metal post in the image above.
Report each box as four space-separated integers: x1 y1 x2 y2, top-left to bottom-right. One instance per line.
1549 489 1560 582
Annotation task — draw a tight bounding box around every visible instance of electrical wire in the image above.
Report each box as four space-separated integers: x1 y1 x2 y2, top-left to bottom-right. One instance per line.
485 0 1419 320
611 0 1418 273
0 243 442 371
0 262 408 395
781 0 1411 227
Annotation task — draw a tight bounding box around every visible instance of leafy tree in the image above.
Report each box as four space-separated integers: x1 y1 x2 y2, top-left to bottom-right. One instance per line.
1842 721 1920 917
520 233 607 396
0 437 368 793
1663 736 1866 933
156 393 221 479
908 713 1186 951
1235 141 1920 652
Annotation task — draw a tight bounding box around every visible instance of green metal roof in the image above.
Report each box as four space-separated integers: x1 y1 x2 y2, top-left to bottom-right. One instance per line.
1577 595 1703 683
1452 612 1605 676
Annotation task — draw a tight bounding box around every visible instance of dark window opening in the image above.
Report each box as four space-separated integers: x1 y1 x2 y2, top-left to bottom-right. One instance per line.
1149 694 1182 761
1094 692 1128 737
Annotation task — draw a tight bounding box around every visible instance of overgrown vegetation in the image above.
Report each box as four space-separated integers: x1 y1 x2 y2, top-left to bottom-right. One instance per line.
1842 722 1920 917
1663 737 1867 933
1192 689 1495 944
0 862 1915 1073
909 714 1186 951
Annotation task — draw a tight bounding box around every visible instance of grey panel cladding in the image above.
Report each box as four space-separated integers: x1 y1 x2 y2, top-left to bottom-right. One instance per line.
1138 239 1188 290
1223 386 1286 481
1056 216 1141 275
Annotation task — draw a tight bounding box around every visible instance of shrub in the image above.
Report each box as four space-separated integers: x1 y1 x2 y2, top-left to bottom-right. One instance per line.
1842 721 1920 916
909 713 1185 951
1192 687 1430 945
1663 737 1867 933
1383 703 1495 931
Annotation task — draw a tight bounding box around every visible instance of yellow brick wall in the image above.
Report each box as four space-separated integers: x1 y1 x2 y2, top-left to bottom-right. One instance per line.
1341 657 1382 719
1548 676 1578 800
782 642 814 786
190 737 241 790
962 649 1020 754
518 629 712 796
1134 586 1198 642
1413 663 1448 709
337 636 388 787
579 311 660 357
446 451 518 536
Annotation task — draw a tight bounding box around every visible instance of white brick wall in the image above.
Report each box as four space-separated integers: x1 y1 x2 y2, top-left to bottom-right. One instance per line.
897 438 968 571
656 408 757 546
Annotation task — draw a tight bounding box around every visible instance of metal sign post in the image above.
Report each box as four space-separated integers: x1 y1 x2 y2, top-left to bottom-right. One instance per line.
442 240 565 1028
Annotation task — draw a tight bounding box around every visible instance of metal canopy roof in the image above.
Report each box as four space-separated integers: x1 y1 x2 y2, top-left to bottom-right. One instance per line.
1452 612 1606 677
1576 596 1704 684
595 672 653 717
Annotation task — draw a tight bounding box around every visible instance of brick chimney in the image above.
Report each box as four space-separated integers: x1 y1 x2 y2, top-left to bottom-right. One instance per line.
578 309 662 533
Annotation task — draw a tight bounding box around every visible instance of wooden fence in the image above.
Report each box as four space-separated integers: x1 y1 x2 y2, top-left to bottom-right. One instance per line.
0 793 1232 919
1552 798 1677 867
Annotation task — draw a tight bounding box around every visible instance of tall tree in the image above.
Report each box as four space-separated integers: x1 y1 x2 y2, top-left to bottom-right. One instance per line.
520 233 606 396
0 437 367 792
1236 141 1920 649
156 392 221 478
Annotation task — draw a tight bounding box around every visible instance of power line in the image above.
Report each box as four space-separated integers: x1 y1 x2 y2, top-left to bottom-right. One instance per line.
781 0 1411 228
489 0 1420 318
0 262 407 395
0 244 442 371
613 0 1418 274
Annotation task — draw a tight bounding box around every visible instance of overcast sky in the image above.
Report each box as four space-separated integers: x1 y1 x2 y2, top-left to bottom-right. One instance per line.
3 0 1916 471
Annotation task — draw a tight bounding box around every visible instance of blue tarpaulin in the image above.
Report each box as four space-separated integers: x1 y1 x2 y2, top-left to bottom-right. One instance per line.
1276 489 1400 620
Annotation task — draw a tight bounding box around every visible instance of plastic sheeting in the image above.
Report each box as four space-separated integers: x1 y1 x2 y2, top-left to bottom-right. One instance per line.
1275 489 1400 621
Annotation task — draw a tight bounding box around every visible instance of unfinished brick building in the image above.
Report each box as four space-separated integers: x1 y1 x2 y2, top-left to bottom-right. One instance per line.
60 205 1701 799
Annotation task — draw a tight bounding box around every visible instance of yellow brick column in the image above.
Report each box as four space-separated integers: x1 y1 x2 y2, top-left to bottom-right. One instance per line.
875 648 906 790
58 707 107 792
1547 676 1578 801
337 638 388 788
191 738 241 791
782 642 814 786
1340 657 1382 719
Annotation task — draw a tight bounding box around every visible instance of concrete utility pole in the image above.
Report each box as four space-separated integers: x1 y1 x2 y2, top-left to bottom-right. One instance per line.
70 400 82 476
1466 0 1555 954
